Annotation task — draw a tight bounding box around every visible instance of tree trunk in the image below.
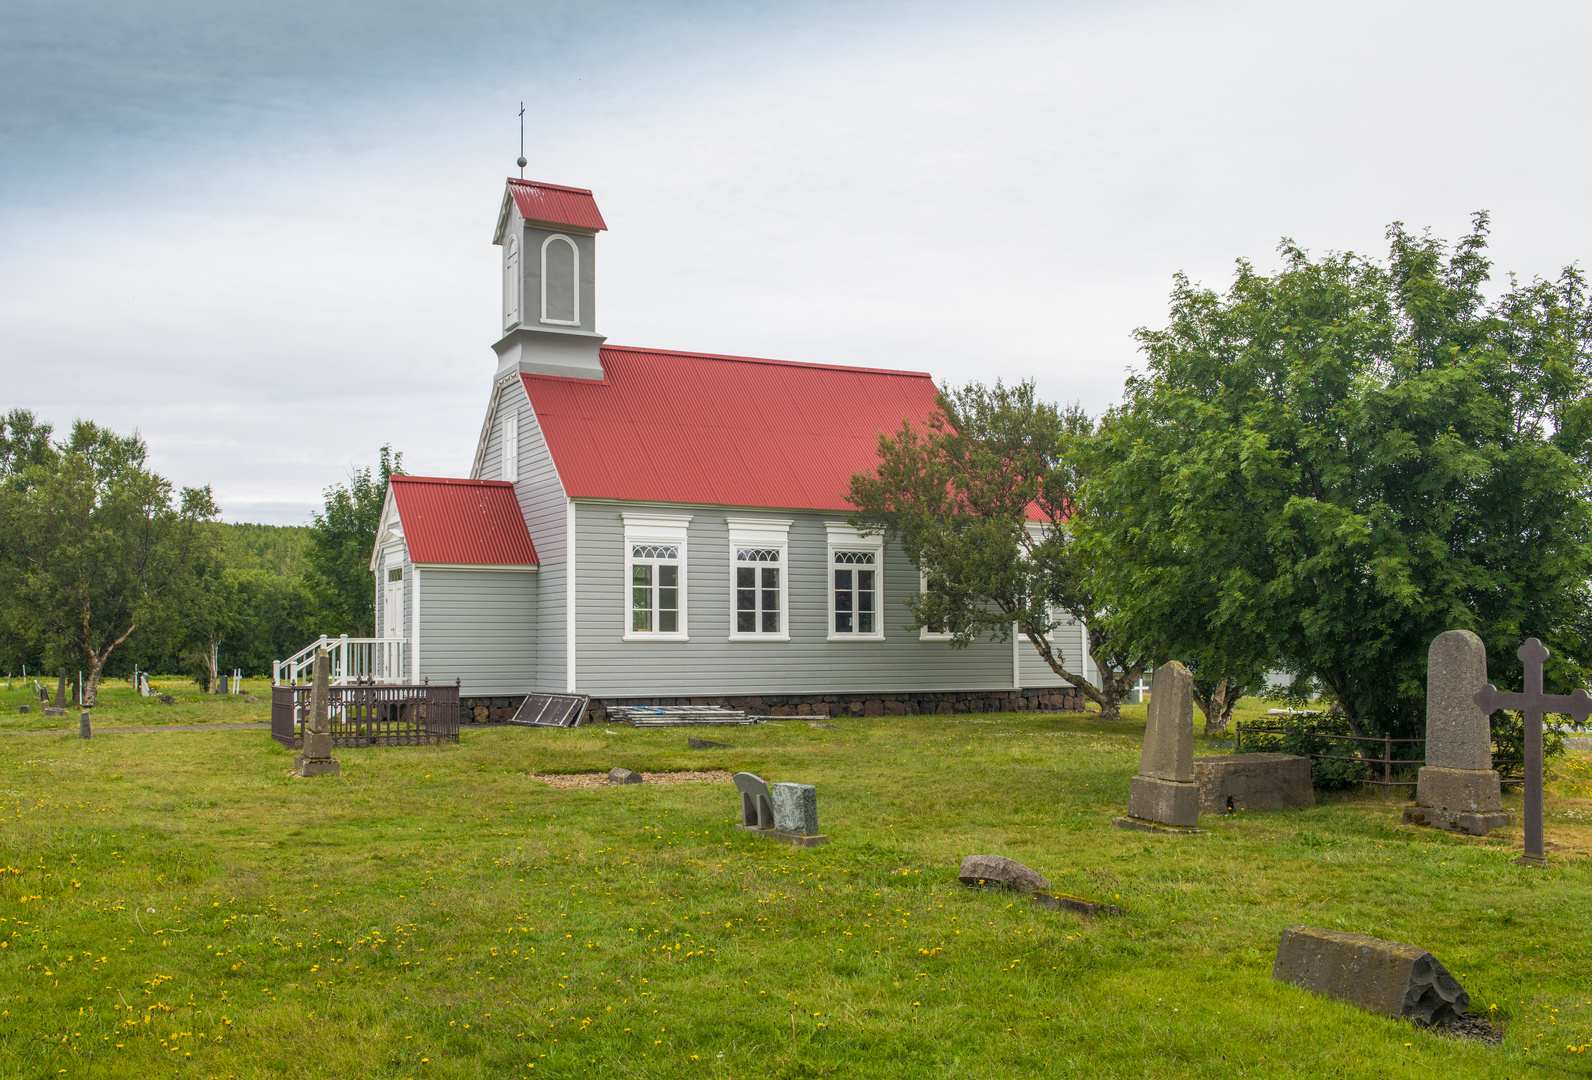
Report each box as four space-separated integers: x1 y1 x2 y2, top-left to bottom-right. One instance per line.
207 638 220 694
1195 679 1245 735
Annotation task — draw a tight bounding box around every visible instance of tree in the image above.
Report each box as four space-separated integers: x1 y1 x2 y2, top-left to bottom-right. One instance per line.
182 531 242 692
305 445 402 637
1078 214 1592 739
847 381 1157 721
0 420 217 704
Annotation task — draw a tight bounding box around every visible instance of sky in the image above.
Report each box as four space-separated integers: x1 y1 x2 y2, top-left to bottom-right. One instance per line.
3 0 1590 524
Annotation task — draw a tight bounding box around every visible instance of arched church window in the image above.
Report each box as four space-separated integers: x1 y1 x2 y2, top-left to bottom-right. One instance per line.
541 234 579 325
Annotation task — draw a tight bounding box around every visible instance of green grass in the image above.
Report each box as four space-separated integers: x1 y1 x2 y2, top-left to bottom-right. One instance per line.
2 702 1590 1078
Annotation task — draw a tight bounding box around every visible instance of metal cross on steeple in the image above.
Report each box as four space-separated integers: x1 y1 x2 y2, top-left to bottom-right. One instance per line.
1472 637 1592 866
516 102 528 177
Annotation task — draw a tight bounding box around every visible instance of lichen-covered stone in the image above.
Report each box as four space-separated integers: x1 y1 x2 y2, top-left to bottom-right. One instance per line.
1272 925 1469 1026
1127 774 1200 827
1194 753 1314 813
608 767 643 784
957 855 1052 894
771 782 819 835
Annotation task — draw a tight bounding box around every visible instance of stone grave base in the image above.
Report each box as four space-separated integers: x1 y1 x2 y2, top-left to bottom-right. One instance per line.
42 708 66 717
1127 775 1200 827
736 824 828 847
1415 766 1503 813
293 756 341 777
1111 816 1203 835
1030 891 1125 918
1402 807 1512 836
1195 753 1315 814
1273 925 1469 1025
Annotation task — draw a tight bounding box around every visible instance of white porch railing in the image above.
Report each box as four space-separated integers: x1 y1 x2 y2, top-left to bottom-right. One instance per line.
272 635 406 687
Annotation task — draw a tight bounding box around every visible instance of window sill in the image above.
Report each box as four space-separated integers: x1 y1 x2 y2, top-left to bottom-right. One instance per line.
540 318 580 327
919 632 955 641
622 633 690 643
727 634 792 643
827 633 887 643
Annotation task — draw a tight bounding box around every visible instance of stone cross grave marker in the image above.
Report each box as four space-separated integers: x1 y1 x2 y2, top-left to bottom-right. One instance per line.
1403 630 1511 836
1473 637 1592 866
1114 661 1200 831
293 649 341 777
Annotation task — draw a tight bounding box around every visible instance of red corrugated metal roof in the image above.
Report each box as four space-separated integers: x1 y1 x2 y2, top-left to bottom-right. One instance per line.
506 178 607 232
522 346 945 512
390 476 539 565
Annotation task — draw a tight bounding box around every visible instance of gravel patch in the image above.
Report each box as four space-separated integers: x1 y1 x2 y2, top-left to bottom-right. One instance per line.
1427 1012 1504 1044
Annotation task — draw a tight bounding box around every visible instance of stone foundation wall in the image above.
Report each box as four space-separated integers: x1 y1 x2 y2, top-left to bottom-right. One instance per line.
587 687 1083 723
461 696 527 723
460 688 1084 724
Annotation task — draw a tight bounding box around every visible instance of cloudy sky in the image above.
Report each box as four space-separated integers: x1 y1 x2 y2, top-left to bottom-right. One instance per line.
3 0 1589 524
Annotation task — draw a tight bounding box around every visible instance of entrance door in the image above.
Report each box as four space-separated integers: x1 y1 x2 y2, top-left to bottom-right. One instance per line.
384 567 404 639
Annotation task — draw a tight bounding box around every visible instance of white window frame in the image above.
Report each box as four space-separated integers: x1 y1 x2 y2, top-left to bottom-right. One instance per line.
622 513 691 642
918 569 955 640
502 412 519 482
504 234 520 329
540 234 580 326
726 518 792 642
826 522 885 641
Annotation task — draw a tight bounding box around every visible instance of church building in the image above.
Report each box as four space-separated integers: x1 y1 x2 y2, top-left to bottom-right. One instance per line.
368 178 1089 719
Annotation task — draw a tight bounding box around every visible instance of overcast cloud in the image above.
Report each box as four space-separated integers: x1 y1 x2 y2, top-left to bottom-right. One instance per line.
2 0 1589 523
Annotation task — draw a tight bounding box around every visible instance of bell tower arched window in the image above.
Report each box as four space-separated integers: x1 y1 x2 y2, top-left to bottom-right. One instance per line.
541 234 579 326
503 236 520 328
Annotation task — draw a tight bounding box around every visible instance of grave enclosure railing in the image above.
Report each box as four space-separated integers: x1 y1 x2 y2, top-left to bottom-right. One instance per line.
1234 723 1527 792
270 681 460 748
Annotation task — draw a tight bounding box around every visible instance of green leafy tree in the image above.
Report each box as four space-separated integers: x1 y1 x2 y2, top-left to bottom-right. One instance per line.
0 420 218 704
306 445 402 637
1078 214 1592 739
182 530 242 692
847 381 1157 721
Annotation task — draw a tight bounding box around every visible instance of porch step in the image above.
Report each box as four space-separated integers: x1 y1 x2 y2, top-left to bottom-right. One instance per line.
508 694 590 728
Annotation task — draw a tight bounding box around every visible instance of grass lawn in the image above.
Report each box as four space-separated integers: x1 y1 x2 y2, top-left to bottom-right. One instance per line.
3 698 1591 1078
1 677 269 733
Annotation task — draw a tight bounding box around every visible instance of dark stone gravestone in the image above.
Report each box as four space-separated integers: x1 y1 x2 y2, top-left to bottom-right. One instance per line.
608 767 643 784
1472 637 1592 866
957 855 1052 893
1273 925 1469 1026
79 711 91 739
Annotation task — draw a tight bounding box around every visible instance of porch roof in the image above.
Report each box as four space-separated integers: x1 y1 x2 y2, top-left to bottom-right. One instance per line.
389 476 539 565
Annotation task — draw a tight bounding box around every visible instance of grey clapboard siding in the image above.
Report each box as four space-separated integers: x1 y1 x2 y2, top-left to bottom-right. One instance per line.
1017 613 1084 689
417 568 538 694
572 502 1017 696
477 376 567 692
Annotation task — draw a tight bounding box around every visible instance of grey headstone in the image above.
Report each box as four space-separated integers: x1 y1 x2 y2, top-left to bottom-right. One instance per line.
306 650 330 737
1139 662 1194 782
1273 925 1469 1026
687 737 731 749
17 704 28 714
1426 630 1492 771
79 711 91 739
771 782 819 835
53 669 66 710
294 649 339 777
607 767 643 784
733 772 773 828
1194 753 1315 813
958 854 1051 894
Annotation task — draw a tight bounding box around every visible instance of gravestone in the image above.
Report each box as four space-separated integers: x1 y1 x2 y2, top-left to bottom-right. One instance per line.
608 767 643 784
53 669 66 709
734 772 774 830
79 710 91 739
957 855 1052 894
1273 925 1470 1026
1114 661 1201 831
1402 630 1511 837
771 782 819 836
292 649 340 777
17 703 29 714
1472 637 1592 866
687 737 731 750
1195 753 1314 813
733 773 826 845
